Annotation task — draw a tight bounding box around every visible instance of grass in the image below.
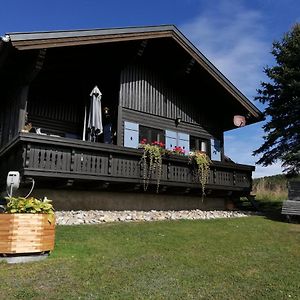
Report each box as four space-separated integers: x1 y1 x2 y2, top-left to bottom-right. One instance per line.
1 217 300 299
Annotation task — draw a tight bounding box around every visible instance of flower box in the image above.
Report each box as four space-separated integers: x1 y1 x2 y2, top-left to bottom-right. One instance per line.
0 214 55 254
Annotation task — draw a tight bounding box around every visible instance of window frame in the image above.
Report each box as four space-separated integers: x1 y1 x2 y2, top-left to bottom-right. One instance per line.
190 135 210 156
139 125 165 145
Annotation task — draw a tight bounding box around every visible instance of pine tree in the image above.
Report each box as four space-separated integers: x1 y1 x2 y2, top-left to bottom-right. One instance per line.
254 24 300 175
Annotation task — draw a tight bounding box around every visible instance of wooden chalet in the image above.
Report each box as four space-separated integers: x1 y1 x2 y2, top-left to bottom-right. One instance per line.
0 25 263 210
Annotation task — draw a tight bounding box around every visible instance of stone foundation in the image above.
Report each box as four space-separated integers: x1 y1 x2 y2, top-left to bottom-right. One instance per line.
15 188 227 211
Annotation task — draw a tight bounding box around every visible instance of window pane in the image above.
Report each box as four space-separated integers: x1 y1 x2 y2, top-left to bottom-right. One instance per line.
139 126 150 143
139 125 165 145
190 136 198 151
201 141 207 152
190 136 208 153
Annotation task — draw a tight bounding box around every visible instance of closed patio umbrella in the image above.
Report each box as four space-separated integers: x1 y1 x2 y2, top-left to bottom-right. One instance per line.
86 85 103 142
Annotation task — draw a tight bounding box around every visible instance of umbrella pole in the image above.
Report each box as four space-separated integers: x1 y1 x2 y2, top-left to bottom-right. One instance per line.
82 105 87 141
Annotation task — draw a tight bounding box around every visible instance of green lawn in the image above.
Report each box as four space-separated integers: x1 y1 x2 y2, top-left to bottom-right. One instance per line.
1 217 300 300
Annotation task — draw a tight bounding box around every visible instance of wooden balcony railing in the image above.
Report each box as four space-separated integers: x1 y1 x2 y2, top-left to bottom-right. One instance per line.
0 133 254 194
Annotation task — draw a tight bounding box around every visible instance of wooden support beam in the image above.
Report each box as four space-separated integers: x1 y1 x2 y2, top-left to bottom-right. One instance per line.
0 41 10 70
184 187 191 194
100 182 110 189
117 105 123 147
66 179 75 187
133 184 141 191
23 49 47 84
18 49 47 132
136 40 148 57
160 186 167 193
18 85 30 132
185 58 195 74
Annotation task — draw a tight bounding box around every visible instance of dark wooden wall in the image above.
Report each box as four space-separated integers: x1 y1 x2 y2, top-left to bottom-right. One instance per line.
27 94 83 134
0 85 27 147
119 64 204 125
118 63 223 155
120 108 218 143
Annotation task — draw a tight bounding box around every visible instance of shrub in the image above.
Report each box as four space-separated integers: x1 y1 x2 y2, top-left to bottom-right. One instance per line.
5 197 55 223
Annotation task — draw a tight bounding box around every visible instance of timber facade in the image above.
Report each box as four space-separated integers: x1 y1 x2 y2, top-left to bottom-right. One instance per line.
0 25 263 210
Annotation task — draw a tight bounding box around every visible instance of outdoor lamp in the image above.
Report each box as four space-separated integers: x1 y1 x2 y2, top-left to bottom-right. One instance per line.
175 117 182 126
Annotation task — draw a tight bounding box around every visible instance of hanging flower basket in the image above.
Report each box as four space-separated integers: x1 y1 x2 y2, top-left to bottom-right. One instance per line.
140 140 164 192
189 151 211 196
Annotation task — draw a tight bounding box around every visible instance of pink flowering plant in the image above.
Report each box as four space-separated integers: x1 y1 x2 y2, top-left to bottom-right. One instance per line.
172 146 186 156
140 138 165 149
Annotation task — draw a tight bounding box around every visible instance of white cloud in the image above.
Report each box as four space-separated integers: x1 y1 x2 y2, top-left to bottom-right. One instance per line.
180 0 270 98
179 1 283 178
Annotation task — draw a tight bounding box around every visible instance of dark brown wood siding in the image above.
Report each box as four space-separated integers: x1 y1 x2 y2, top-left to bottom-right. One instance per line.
0 86 27 147
120 108 217 145
27 95 83 134
119 64 201 124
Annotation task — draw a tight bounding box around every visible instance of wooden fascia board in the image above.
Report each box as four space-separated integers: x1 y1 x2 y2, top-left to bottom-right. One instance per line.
10 31 173 50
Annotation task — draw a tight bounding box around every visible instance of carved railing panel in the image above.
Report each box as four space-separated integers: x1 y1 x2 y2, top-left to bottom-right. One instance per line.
0 135 254 192
27 145 71 172
235 172 251 188
216 171 234 186
73 151 108 175
112 156 140 178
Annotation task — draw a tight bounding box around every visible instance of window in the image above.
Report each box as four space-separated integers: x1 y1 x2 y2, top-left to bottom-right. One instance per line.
139 125 165 144
190 136 209 153
124 122 165 149
124 121 139 148
211 139 221 161
165 130 190 153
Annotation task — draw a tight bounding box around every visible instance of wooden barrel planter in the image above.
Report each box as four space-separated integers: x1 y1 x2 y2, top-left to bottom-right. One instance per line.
0 214 55 254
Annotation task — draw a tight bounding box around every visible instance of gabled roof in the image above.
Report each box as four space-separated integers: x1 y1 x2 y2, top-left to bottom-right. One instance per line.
1 25 263 121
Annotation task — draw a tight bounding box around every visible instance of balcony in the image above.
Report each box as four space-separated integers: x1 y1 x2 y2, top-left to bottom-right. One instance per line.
0 133 254 196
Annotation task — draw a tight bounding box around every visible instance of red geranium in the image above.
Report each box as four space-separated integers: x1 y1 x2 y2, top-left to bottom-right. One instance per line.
173 146 185 155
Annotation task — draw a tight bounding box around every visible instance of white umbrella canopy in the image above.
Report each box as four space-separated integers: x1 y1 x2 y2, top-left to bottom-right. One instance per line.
86 85 103 142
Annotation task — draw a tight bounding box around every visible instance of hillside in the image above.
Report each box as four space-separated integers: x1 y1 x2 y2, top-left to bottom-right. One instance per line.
253 174 300 201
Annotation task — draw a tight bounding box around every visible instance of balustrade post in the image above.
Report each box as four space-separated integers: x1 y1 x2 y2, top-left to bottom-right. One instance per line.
233 171 236 186
250 174 253 190
70 149 75 172
167 162 171 180
24 143 31 168
139 161 143 178
108 154 112 174
213 168 217 184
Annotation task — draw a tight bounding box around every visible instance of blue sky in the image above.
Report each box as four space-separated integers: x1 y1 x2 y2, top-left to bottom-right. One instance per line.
1 0 299 177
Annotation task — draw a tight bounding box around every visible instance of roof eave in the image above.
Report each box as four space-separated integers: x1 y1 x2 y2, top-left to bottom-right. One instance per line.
5 25 263 120
170 26 263 119
7 25 175 42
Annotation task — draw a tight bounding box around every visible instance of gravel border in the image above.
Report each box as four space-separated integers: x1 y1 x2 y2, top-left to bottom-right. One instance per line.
55 210 258 225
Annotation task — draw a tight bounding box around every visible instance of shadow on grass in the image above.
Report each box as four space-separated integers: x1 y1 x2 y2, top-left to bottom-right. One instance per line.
238 197 293 223
257 199 287 223
257 199 299 224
